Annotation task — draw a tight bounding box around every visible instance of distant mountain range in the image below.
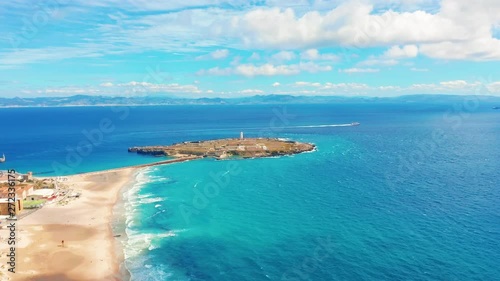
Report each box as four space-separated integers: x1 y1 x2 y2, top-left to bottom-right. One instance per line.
1 94 500 107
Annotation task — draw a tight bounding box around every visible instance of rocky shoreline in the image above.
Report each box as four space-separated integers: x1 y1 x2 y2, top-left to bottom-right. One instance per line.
129 138 315 159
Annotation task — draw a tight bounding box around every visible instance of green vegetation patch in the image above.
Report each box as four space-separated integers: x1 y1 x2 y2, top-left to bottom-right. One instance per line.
23 199 46 208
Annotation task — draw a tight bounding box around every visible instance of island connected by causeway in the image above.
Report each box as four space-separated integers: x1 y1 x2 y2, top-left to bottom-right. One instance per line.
128 136 315 160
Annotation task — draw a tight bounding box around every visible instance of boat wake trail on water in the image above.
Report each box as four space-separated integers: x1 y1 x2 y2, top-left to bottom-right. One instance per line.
291 123 359 128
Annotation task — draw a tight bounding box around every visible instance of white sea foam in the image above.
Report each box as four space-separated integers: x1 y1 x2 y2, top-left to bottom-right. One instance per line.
149 175 171 182
139 197 165 204
124 229 185 259
302 146 318 154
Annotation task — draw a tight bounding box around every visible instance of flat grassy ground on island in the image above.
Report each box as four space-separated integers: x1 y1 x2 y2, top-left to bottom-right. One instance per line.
129 138 315 159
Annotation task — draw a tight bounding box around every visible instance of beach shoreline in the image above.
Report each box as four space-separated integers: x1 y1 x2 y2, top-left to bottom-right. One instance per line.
111 168 144 281
0 156 202 281
7 167 138 281
7 156 202 280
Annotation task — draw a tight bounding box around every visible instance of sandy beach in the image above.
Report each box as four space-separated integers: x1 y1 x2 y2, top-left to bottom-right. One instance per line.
2 168 137 281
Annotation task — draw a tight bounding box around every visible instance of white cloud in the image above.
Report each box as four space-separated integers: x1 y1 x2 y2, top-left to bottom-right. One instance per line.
41 87 101 95
300 49 320 60
487 82 500 93
211 49 230 59
224 0 500 60
113 81 203 93
282 81 372 95
340 68 380 73
294 81 322 87
358 58 399 66
384 45 419 58
410 67 429 72
197 62 332 77
419 38 500 61
407 80 485 93
270 51 296 62
300 49 339 61
3 0 499 70
196 49 230 60
227 3 463 48
322 82 371 91
280 79 500 96
357 45 418 67
0 47 103 67
239 89 264 94
236 64 298 76
249 52 261 60
272 82 281 87
16 79 500 98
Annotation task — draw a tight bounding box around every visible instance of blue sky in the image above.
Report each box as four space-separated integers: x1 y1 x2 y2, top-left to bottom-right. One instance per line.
1 0 499 98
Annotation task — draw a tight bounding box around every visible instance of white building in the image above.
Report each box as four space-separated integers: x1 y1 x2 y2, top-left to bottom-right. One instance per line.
28 188 56 200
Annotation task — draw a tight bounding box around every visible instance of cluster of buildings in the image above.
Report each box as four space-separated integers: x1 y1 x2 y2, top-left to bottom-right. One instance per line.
0 171 56 216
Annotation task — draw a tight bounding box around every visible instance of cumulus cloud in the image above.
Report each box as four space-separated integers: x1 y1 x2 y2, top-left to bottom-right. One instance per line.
487 82 500 93
339 68 380 73
294 81 322 87
270 51 296 62
197 62 332 77
358 58 399 66
300 49 339 61
196 49 230 60
406 80 492 94
3 0 499 71
419 38 500 61
272 82 281 87
108 81 203 93
357 45 417 66
410 67 429 72
227 3 463 48
284 81 372 95
239 89 265 94
248 52 261 60
224 0 500 60
384 45 419 58
283 79 500 96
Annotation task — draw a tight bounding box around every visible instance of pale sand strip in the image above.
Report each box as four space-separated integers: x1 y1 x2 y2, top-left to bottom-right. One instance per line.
3 157 201 281
13 168 136 281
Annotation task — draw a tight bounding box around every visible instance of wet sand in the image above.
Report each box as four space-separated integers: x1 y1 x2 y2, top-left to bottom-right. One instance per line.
10 168 136 281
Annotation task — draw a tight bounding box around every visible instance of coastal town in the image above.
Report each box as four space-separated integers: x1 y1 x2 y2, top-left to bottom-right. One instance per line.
0 171 80 219
0 167 134 280
0 170 84 280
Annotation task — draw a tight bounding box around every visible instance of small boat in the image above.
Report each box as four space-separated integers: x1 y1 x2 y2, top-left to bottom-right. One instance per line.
0 154 5 163
351 122 361 126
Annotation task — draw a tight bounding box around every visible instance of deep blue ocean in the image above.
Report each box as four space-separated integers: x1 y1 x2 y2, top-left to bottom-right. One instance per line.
1 102 499 280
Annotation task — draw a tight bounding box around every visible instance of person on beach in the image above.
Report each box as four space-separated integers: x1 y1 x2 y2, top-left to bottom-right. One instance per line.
62 240 64 247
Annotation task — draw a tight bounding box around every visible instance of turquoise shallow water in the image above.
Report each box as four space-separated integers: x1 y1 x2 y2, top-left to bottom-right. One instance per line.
2 103 500 280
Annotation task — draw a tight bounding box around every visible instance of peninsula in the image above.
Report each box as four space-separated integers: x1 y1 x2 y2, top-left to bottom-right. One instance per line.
128 137 315 159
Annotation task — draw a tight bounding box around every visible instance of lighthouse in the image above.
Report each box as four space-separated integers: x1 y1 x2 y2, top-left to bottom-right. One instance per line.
240 131 244 139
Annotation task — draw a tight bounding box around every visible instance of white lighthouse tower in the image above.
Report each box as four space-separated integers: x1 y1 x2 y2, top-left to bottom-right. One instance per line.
240 131 244 139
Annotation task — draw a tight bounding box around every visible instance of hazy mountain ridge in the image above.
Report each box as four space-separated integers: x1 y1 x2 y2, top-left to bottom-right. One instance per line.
1 94 500 107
